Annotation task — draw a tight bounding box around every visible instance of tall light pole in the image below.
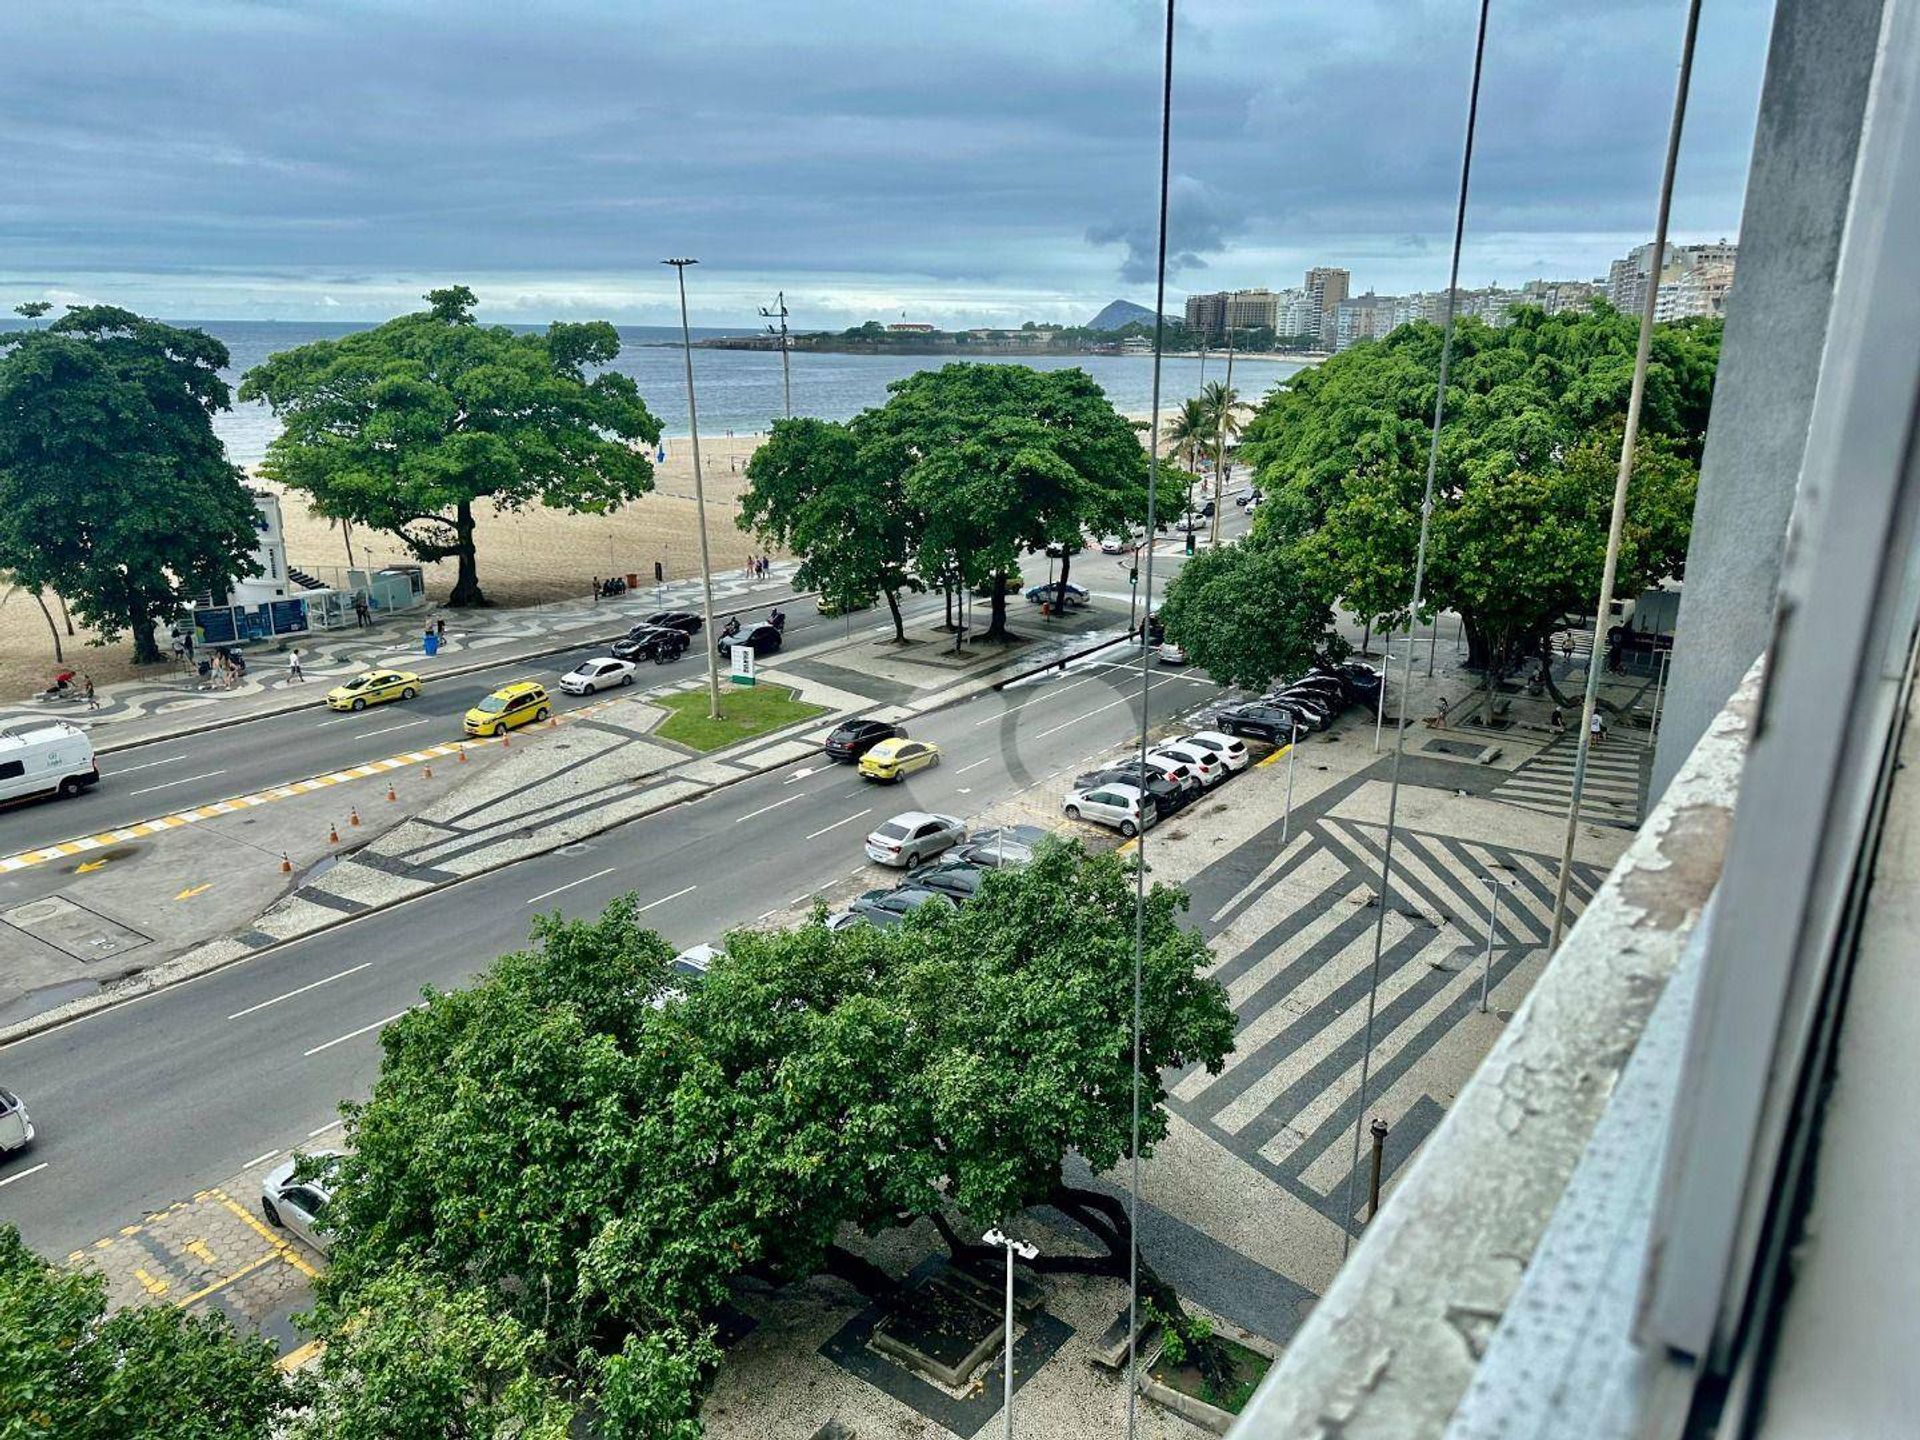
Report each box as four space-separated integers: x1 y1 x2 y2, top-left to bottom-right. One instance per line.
1280 715 1300 848
983 1228 1038 1440
759 290 792 419
664 258 722 719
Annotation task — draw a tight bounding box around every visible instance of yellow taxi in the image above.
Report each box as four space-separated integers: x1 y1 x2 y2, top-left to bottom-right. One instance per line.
325 669 422 712
462 681 551 738
858 736 942 783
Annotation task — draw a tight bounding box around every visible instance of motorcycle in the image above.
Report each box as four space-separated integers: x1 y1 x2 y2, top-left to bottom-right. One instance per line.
768 610 787 633
721 617 741 640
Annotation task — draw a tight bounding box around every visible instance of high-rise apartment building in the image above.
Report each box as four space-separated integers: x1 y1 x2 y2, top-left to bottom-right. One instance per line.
1183 291 1227 342
1224 288 1281 331
1304 266 1350 348
1609 240 1738 317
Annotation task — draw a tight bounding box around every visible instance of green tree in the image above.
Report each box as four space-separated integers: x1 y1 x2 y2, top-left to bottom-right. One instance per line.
240 286 661 607
856 364 1148 636
0 307 261 663
1161 396 1211 518
14 301 52 320
296 1262 575 1440
1157 536 1340 690
0 1224 294 1439
740 417 919 641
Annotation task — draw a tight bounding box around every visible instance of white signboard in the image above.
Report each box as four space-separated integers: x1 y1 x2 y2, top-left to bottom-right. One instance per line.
730 642 756 686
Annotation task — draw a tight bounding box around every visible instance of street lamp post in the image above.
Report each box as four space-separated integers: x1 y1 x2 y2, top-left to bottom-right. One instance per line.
982 1228 1038 1440
1374 638 1392 753
1280 716 1300 848
1478 873 1506 1013
759 290 792 419
664 258 723 721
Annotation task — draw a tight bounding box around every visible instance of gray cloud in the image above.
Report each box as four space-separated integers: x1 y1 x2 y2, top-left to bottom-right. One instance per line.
1087 176 1243 284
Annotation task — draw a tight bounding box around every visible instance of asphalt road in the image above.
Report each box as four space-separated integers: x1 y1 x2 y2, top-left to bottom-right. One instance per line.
0 644 1228 1254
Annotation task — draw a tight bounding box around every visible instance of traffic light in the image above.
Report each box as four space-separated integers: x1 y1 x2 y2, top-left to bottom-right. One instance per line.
654 560 664 583
1185 531 1196 556
1129 567 1138 587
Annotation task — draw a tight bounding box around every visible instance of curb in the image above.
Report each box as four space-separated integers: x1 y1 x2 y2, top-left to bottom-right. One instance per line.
81 588 817 757
0 611 1145 1050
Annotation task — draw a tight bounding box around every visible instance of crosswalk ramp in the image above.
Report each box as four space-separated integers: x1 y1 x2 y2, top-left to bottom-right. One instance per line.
1176 817 1606 1225
1488 734 1647 829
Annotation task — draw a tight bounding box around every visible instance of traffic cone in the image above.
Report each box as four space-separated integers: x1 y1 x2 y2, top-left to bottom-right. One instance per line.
456 748 468 763
280 852 293 874
423 765 434 779
386 783 397 802
328 823 340 845
501 733 510 748
349 807 361 827
547 714 558 728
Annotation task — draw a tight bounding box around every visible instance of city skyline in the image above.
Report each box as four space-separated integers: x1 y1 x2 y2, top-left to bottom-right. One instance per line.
1 1 1772 327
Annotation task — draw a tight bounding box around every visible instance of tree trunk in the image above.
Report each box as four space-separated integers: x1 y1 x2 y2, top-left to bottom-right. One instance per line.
986 572 1010 641
55 593 75 637
943 581 955 631
1460 613 1492 671
129 601 163 665
446 500 487 607
1053 551 1073 615
883 585 906 643
1361 619 1371 657
30 590 64 664
823 1245 901 1302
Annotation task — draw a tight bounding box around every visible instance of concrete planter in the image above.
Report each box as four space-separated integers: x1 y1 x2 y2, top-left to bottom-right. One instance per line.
1139 1316 1278 1438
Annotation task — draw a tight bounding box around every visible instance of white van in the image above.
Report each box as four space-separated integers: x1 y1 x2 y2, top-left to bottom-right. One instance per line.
0 722 100 805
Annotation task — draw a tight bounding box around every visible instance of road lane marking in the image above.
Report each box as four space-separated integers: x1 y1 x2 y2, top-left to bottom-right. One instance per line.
186 1239 218 1265
304 1007 416 1057
0 1161 48 1188
1033 677 1182 739
359 718 432 739
637 884 696 912
211 1189 321 1281
308 1119 344 1138
129 769 226 797
228 962 375 1021
735 793 803 823
242 1149 280 1169
525 866 617 905
277 1340 325 1372
805 807 873 842
175 883 214 901
134 1266 171 1297
956 758 993 774
111 753 188 775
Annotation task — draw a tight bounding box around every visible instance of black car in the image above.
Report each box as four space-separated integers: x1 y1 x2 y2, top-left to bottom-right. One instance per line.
954 824 1052 868
717 622 783 657
1215 701 1310 743
1316 660 1383 704
825 718 907 763
1073 763 1185 816
902 859 987 901
611 625 690 664
848 885 956 928
646 611 704 635
1270 691 1334 730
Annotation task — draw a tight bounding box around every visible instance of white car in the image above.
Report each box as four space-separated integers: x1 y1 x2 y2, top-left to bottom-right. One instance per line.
1062 781 1158 838
1099 536 1128 554
560 657 638 695
865 811 967 867
261 1149 344 1256
1181 729 1251 773
1148 740 1223 787
1157 640 1188 665
0 1086 34 1155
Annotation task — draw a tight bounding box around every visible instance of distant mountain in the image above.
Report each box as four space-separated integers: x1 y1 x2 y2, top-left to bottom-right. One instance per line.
1085 299 1158 331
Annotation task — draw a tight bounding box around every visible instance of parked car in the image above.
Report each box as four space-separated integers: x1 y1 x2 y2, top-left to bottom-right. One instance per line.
0 722 98 805
1270 689 1337 730
1181 730 1251 773
1284 673 1349 704
824 718 907 763
717 622 783 658
1024 581 1090 608
953 824 1052 868
560 657 637 695
1157 640 1188 665
645 611 704 635
823 909 869 932
1148 739 1223 787
865 811 967 867
1213 701 1306 743
0 1086 34 1156
612 625 690 664
1316 659 1384 704
463 680 551 737
325 669 421 712
848 885 957 927
902 858 987 901
1174 515 1207 534
1098 536 1129 554
261 1150 343 1256
1063 781 1158 838
858 737 942 783
1074 763 1185 816
972 571 1025 598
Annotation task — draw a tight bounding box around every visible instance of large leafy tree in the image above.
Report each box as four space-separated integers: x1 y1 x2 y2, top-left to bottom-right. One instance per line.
1157 536 1342 691
240 286 661 607
1209 302 1719 687
0 1224 296 1439
856 364 1149 638
740 417 919 641
0 307 261 663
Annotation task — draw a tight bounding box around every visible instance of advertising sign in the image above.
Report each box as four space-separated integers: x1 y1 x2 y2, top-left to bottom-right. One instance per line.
730 642 756 687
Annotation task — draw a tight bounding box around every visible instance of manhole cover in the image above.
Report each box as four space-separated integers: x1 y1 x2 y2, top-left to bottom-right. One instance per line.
2 895 151 963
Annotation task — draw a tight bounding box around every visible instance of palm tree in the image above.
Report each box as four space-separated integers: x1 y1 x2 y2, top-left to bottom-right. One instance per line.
1161 397 1212 520
1201 380 1243 544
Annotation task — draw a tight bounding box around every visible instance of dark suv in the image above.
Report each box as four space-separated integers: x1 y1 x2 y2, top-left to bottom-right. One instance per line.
825 718 906 763
1215 700 1312 743
612 625 690 664
717 623 783 658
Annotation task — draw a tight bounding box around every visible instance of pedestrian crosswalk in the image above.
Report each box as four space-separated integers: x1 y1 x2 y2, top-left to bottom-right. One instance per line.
1488 733 1647 828
1174 816 1605 1226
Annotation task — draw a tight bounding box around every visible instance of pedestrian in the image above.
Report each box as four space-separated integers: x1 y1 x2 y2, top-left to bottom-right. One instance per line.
1551 706 1565 733
1435 696 1449 730
1590 710 1606 746
592 576 601 604
170 633 186 665
287 648 304 683
183 630 195 663
435 618 446 641
1561 634 1574 664
355 594 371 629
83 674 98 710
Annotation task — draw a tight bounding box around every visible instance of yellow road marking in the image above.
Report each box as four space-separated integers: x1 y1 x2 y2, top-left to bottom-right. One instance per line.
1254 741 1295 769
173 1250 284 1309
277 1339 325 1372
185 1239 217 1265
213 1189 321 1279
176 883 214 901
134 1267 170 1297
75 858 110 873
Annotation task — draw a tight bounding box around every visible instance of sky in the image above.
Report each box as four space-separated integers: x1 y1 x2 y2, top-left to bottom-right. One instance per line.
1 0 1775 329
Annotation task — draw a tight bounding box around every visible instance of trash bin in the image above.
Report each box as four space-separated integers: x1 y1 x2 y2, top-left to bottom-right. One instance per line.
424 632 440 657
626 571 639 590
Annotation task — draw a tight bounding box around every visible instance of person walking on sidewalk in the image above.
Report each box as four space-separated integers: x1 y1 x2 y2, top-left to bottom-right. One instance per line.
83 674 98 710
1590 709 1606 746
1434 696 1449 730
287 648 304 683
354 594 371 629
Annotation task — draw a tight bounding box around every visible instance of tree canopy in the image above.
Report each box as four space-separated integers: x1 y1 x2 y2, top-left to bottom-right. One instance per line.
317 841 1232 1434
239 286 661 607
1163 304 1717 690
0 307 261 663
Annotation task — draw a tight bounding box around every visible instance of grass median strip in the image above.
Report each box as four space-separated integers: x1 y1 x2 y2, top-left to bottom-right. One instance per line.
652 682 829 752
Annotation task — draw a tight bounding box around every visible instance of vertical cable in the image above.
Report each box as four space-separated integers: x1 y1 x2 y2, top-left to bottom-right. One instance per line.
1338 0 1491 1258
1548 0 1704 950
1127 3 1176 1434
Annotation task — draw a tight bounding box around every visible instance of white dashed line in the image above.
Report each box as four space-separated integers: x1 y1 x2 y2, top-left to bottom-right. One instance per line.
525 867 617 905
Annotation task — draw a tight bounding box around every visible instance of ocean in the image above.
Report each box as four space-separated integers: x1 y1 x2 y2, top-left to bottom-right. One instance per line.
178 320 1309 465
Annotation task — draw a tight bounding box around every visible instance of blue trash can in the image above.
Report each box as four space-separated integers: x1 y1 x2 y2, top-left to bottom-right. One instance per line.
423 632 440 657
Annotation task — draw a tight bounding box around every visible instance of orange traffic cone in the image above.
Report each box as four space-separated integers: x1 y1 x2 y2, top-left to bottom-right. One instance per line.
386 783 397 802
349 807 361 827
457 747 468 763
280 852 293 874
501 733 511 748
328 823 340 845
423 765 434 779
547 714 558 728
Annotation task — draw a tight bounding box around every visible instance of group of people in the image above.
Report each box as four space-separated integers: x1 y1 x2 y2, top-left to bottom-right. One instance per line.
39 669 98 708
745 555 773 580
